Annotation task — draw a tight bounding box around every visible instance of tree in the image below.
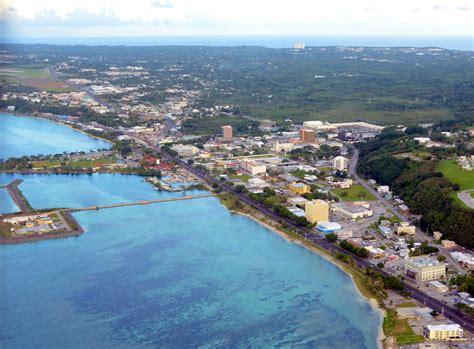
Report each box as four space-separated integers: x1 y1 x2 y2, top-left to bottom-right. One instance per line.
326 233 338 243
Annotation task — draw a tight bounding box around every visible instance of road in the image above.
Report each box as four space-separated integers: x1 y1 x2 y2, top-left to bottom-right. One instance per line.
458 190 474 209
1 179 32 213
70 194 213 212
349 149 409 223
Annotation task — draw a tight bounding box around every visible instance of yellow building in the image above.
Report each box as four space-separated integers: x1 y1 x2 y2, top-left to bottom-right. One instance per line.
305 200 329 224
405 257 446 281
396 222 416 235
423 324 463 341
288 182 311 195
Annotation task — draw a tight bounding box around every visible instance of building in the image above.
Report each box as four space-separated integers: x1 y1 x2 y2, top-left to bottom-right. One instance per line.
396 222 416 235
450 251 474 271
423 324 464 341
332 156 347 171
222 125 233 141
272 141 294 153
404 257 446 281
288 182 311 195
433 231 443 240
293 42 305 49
317 222 341 232
303 120 324 129
247 178 268 189
305 199 329 224
335 230 353 240
377 185 390 194
171 144 200 157
332 202 373 219
428 280 449 293
299 128 316 143
239 159 267 175
287 196 309 206
441 240 456 249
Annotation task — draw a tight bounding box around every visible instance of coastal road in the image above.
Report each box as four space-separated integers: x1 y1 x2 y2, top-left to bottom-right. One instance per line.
458 190 474 209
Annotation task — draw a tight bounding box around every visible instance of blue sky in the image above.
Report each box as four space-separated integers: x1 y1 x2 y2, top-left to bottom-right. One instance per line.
1 0 473 39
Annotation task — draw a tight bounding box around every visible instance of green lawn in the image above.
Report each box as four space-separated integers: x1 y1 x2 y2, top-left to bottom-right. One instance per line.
229 174 252 182
333 184 376 201
438 160 474 191
471 192 474 199
438 160 474 209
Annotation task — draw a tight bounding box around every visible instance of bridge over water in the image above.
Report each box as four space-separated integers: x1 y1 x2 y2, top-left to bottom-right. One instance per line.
69 194 215 212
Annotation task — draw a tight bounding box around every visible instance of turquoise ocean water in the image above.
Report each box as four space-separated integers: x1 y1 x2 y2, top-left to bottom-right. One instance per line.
0 115 381 348
0 173 381 348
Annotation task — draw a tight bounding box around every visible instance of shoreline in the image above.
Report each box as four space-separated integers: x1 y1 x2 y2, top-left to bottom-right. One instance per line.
230 209 385 348
0 111 114 146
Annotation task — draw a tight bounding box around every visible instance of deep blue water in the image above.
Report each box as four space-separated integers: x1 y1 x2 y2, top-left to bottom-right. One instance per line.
0 173 381 348
0 113 111 160
4 35 473 51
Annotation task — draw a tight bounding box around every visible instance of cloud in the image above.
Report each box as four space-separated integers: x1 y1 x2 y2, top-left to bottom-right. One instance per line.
151 0 174 8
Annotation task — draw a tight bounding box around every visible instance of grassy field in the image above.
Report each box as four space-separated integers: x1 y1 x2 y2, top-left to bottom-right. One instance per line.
0 66 73 92
437 160 474 209
32 157 115 169
383 309 424 345
438 160 474 191
229 174 252 182
333 184 376 201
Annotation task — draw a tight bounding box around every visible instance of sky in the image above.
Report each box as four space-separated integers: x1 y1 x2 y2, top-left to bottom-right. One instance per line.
0 0 473 39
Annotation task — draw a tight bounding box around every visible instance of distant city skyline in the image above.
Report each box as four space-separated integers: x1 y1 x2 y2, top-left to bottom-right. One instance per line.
1 0 473 40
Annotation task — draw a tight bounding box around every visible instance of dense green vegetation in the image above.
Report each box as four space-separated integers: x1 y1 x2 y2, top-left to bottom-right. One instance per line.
4 45 474 127
358 131 474 248
340 240 369 258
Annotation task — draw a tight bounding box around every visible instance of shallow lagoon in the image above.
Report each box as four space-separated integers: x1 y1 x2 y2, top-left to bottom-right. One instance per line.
0 113 111 160
0 173 381 348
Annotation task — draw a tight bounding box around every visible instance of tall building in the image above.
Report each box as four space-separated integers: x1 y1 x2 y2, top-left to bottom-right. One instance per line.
222 125 233 141
300 128 316 143
333 156 347 171
305 200 329 224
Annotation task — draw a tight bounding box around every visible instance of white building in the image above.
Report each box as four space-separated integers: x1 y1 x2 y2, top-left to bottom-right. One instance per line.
428 281 449 293
171 144 200 157
423 324 464 341
332 202 373 219
332 156 348 171
377 185 390 194
239 159 267 175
